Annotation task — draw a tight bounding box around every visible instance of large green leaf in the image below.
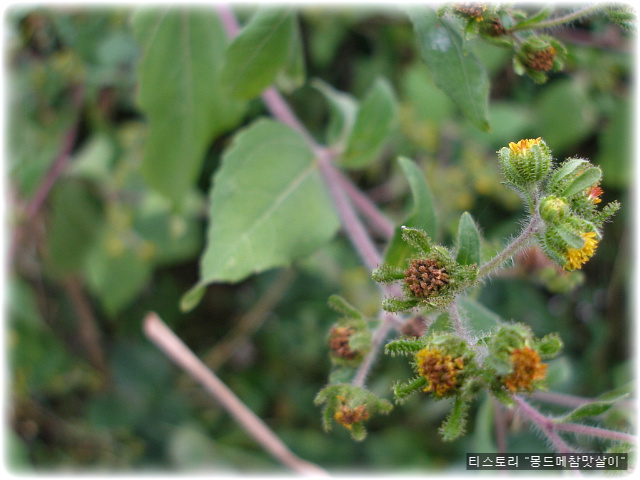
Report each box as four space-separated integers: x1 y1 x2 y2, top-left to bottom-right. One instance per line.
340 77 397 169
384 157 437 268
407 7 490 132
192 118 340 291
133 8 245 206
220 8 296 100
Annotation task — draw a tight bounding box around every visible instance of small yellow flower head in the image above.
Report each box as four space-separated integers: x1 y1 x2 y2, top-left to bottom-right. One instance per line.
333 396 370 430
498 137 552 189
504 346 547 393
416 347 465 397
509 137 543 155
565 231 599 271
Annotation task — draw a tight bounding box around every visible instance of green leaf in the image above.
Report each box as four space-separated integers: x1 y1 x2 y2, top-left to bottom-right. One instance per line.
439 396 470 441
312 79 358 147
220 8 295 100
384 157 437 268
456 212 480 266
328 294 363 319
339 77 397 169
276 18 306 94
47 181 104 275
407 7 490 131
535 78 597 152
562 166 602 198
85 241 152 317
133 8 245 206
457 296 503 336
196 118 340 287
555 393 629 423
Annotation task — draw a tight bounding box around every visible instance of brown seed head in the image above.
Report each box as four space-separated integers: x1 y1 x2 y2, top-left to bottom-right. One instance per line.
329 326 359 360
527 47 556 72
404 258 450 298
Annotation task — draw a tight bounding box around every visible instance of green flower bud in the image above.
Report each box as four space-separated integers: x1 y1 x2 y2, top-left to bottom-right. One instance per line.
539 195 570 225
498 137 553 190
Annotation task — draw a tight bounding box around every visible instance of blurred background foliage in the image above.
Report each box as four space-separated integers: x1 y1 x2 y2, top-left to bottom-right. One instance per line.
5 4 635 473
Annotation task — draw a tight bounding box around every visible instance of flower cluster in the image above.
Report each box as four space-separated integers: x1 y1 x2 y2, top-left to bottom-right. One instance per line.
499 138 619 271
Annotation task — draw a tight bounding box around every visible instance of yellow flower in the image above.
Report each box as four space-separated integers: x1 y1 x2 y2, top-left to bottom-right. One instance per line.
504 347 547 392
509 137 543 155
565 232 599 271
416 347 465 396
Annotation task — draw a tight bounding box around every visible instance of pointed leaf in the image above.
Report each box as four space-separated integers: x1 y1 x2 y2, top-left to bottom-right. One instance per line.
220 8 295 100
312 79 358 147
456 211 480 266
339 77 398 169
384 157 437 267
556 394 629 423
133 8 246 206
407 7 490 131
196 119 340 287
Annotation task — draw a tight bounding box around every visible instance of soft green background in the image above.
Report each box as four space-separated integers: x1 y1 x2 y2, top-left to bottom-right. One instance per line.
7 5 634 473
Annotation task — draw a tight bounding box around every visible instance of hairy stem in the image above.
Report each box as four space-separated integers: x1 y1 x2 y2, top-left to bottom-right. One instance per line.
143 313 329 476
352 316 396 388
317 149 382 271
514 396 575 453
477 216 543 278
448 301 472 342
554 422 636 444
513 4 605 31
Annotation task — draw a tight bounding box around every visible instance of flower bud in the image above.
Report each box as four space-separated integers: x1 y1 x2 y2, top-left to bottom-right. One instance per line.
539 195 569 225
498 137 552 189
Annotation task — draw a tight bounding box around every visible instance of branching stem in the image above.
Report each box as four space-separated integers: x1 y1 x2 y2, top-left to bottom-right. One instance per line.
513 5 605 31
477 215 543 278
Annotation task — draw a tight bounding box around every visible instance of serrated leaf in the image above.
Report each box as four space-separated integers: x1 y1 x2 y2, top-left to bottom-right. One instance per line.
562 166 602 198
407 7 490 131
194 119 340 289
133 8 245 206
312 79 358 147
220 8 295 100
339 77 397 169
384 157 437 268
456 212 480 266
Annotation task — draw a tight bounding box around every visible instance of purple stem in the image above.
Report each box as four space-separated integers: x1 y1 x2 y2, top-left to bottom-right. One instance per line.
317 149 382 272
555 422 636 444
514 396 576 453
335 172 396 240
